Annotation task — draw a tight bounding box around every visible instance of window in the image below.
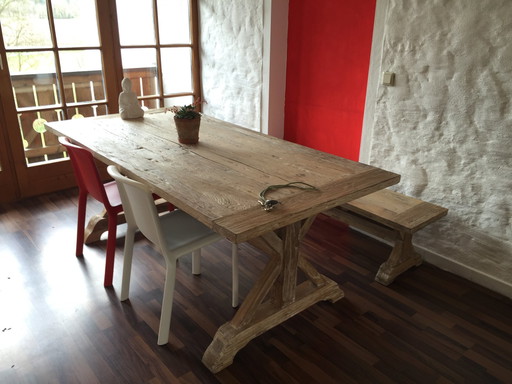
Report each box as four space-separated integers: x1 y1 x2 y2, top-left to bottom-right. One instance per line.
116 0 200 109
3 0 107 164
0 0 200 200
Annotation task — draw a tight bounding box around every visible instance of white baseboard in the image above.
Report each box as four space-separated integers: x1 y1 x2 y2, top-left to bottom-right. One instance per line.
347 224 512 300
417 245 512 300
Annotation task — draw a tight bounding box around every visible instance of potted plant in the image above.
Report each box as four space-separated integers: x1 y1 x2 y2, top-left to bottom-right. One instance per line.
167 99 202 144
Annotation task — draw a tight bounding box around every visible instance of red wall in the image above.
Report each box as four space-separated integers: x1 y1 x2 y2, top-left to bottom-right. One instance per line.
284 0 376 161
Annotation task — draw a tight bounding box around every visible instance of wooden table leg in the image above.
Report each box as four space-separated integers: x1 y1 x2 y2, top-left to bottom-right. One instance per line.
84 209 109 244
202 218 344 373
83 200 169 244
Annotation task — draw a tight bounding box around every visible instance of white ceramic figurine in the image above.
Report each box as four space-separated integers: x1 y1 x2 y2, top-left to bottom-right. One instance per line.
119 77 144 119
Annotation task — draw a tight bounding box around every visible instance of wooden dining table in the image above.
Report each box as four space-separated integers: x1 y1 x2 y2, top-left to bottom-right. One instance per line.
46 109 400 373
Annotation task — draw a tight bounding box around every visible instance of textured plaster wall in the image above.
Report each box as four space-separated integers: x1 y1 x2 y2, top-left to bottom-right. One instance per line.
369 0 512 293
198 0 263 130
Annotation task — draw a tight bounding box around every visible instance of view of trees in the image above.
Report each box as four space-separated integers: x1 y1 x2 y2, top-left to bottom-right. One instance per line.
0 0 82 72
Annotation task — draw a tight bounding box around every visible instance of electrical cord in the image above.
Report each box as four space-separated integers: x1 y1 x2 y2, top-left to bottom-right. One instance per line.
258 181 318 211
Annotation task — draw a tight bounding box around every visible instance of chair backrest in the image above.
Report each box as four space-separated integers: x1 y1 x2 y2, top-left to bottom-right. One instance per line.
107 165 163 246
59 136 112 207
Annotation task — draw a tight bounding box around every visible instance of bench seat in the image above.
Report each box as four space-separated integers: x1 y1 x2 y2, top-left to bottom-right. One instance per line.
324 189 448 285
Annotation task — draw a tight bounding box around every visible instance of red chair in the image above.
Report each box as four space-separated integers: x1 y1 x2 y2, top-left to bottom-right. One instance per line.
59 136 123 287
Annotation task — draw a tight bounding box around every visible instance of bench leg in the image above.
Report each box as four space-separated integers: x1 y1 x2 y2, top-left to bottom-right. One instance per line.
375 232 422 285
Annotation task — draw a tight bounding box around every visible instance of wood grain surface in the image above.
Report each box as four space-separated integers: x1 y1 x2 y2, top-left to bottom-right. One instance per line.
46 111 400 243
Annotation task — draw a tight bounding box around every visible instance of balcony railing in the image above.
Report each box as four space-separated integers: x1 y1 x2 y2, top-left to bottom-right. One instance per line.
11 67 158 165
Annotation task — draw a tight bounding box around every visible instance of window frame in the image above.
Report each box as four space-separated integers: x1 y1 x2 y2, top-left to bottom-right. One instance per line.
113 0 202 109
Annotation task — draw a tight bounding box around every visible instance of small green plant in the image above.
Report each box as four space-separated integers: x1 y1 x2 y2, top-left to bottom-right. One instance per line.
167 99 202 119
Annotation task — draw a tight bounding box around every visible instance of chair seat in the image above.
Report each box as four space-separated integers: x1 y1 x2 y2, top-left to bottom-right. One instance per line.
103 181 123 208
159 210 221 253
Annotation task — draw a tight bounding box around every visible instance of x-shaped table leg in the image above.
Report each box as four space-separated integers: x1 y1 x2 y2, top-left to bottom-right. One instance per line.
202 216 344 373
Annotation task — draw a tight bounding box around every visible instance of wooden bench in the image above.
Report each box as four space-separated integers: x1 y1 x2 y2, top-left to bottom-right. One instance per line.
323 189 448 285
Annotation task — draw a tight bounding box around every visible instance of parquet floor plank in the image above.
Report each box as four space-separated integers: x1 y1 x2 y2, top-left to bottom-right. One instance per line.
1 190 511 383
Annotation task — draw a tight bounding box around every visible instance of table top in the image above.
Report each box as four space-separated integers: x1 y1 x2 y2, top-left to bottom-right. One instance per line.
46 110 400 243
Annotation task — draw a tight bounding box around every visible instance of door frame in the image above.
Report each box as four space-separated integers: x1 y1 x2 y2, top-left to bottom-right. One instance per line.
359 0 388 164
0 92 19 202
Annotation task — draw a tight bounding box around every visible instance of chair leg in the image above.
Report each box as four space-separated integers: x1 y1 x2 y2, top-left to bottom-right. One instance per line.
103 213 118 287
192 249 201 275
232 243 239 308
158 258 177 345
76 191 87 257
120 225 136 301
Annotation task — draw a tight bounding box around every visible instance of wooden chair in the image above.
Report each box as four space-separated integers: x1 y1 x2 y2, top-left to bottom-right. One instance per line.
107 165 239 345
59 136 123 287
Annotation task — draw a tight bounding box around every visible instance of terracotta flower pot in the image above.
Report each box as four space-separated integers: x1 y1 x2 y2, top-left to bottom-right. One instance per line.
174 116 201 144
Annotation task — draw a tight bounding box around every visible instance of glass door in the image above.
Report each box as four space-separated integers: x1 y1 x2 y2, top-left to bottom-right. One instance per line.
0 0 200 202
0 0 117 199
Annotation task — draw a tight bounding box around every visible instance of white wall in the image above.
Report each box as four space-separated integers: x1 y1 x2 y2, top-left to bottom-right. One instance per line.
364 0 512 297
198 0 264 130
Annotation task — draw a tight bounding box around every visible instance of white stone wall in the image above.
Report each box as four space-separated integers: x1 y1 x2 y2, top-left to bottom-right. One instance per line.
369 0 512 293
198 0 263 130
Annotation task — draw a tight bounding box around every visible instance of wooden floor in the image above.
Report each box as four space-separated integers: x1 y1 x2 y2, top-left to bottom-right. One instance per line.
1 190 511 384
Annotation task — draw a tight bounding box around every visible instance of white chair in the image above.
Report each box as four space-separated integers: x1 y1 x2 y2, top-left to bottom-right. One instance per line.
107 165 239 345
